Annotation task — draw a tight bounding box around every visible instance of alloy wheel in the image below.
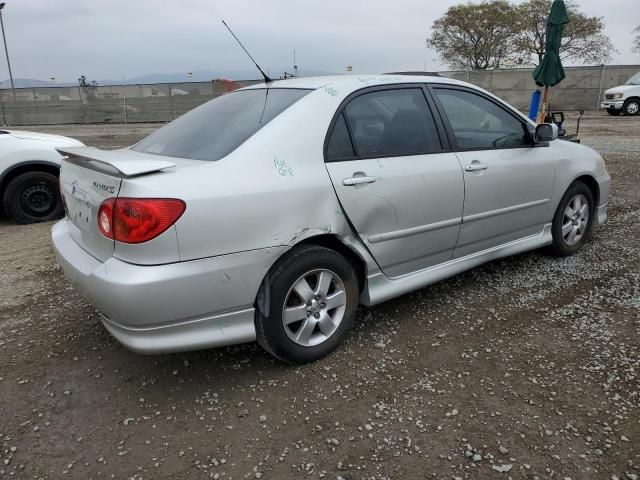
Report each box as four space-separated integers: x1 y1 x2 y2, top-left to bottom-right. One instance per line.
282 269 347 347
562 194 589 246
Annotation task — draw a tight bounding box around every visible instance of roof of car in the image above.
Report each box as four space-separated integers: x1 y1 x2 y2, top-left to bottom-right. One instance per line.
240 74 465 91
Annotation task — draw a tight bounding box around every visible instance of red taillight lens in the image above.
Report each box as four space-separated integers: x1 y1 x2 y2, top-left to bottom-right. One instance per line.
97 198 185 244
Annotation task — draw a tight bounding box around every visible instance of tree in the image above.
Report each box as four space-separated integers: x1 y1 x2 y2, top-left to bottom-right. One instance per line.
633 26 640 53
78 75 98 100
514 0 614 65
77 75 97 88
426 1 523 70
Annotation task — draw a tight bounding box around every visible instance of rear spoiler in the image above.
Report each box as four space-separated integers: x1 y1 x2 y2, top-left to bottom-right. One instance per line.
56 146 175 177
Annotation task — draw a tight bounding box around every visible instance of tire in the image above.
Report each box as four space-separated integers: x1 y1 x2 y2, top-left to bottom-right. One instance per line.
550 181 595 257
623 99 640 116
3 171 64 224
606 108 621 116
255 245 359 364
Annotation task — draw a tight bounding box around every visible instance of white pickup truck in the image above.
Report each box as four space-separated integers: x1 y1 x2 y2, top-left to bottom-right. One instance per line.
601 71 640 116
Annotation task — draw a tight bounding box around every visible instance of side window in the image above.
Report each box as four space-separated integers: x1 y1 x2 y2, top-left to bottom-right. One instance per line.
341 88 442 158
434 88 529 150
326 114 355 161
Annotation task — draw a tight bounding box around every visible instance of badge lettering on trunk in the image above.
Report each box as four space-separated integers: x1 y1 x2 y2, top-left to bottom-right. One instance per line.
92 181 115 194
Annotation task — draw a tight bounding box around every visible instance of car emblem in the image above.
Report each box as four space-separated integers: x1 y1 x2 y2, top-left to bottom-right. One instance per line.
92 181 115 194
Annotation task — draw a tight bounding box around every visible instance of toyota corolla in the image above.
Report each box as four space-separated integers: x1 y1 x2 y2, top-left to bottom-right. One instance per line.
52 74 610 363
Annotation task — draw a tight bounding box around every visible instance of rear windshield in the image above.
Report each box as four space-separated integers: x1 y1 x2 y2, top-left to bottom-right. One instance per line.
132 88 311 161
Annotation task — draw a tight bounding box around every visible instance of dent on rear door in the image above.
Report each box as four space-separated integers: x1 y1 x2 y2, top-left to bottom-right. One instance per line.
326 154 464 278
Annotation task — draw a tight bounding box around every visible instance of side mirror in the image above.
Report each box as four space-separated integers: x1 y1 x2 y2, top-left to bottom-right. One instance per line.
534 123 558 143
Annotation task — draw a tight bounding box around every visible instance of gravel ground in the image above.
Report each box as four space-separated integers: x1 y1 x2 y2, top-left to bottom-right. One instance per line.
1 112 639 479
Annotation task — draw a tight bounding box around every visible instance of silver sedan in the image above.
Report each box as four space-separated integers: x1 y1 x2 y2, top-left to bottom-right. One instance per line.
52 74 610 363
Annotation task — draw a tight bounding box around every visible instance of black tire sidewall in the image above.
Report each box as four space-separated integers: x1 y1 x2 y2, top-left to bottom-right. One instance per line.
551 181 595 257
623 100 639 116
256 246 359 364
3 171 63 224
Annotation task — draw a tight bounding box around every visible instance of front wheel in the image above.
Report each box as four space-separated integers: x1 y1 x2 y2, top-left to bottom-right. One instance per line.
255 245 359 364
550 181 595 257
3 171 64 224
623 99 640 116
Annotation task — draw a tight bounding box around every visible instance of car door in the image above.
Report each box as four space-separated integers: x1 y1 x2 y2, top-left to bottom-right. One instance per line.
431 86 555 258
324 85 465 278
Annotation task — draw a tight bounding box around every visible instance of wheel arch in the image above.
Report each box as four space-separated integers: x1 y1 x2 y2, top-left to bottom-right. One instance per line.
255 233 369 317
294 234 367 293
0 160 60 201
573 174 600 207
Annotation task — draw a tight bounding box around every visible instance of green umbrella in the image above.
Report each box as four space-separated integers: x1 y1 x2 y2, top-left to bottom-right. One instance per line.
532 0 569 87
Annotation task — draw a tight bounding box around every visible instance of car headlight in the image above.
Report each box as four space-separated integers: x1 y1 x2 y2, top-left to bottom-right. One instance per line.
612 93 624 99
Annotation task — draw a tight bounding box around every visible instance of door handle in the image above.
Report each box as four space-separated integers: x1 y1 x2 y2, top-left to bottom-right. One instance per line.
342 176 377 186
465 161 488 172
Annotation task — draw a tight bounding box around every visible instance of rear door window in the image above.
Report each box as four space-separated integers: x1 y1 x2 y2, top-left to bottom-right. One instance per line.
326 114 355 161
133 88 310 161
340 88 442 158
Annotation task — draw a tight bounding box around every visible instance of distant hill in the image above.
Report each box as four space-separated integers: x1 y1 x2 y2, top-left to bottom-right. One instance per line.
0 69 339 89
0 78 76 88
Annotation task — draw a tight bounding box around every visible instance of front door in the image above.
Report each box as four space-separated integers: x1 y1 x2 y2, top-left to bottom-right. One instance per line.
324 86 465 278
432 86 556 258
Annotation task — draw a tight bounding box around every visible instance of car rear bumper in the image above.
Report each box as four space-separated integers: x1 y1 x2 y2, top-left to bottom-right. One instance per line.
601 101 623 110
51 219 286 354
100 308 256 354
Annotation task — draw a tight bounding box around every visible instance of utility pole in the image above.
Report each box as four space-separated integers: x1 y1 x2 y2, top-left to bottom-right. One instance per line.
293 49 297 77
0 3 16 102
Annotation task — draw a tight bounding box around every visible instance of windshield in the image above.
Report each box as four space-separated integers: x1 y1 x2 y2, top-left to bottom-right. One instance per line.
132 88 311 161
625 72 640 86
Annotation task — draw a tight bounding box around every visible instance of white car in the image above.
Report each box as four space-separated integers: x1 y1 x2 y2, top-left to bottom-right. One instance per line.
0 129 84 223
601 71 640 116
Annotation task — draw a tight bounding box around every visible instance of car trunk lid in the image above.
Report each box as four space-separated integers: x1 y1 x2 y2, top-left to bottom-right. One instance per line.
57 147 176 262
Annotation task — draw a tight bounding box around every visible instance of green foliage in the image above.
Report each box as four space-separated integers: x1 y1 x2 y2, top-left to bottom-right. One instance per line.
633 26 640 53
426 1 522 70
427 0 615 70
514 0 614 65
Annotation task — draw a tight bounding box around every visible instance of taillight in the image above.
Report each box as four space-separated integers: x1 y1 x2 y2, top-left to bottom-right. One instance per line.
98 198 115 238
97 198 185 244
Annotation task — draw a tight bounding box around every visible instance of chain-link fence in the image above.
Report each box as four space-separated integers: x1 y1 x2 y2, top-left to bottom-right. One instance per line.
0 65 638 126
0 79 260 125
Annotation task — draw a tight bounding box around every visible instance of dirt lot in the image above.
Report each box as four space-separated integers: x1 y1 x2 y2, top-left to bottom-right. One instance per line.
1 113 639 479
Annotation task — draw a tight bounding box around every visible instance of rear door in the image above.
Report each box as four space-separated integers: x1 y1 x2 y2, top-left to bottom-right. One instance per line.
325 85 465 278
431 86 555 258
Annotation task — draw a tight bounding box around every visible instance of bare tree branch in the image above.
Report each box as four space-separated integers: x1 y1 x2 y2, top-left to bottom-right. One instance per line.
426 0 521 70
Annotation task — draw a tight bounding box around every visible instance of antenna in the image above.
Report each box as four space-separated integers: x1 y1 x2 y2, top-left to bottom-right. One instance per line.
221 20 272 83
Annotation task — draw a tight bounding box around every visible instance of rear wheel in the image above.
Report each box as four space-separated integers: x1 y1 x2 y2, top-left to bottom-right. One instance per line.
3 171 64 224
255 245 359 364
550 181 595 257
606 108 621 116
623 99 639 116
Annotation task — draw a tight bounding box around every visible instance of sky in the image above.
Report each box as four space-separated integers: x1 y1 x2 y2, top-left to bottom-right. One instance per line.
5 0 640 82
